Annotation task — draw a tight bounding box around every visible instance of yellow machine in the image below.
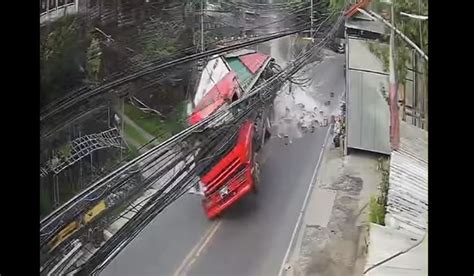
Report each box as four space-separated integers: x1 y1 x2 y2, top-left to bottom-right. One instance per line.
48 200 108 252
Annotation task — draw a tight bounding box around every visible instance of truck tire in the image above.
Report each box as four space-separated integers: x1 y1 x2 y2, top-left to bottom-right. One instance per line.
252 159 261 194
264 128 271 141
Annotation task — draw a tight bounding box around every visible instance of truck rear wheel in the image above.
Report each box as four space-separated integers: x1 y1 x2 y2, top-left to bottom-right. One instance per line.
252 160 261 194
264 128 271 141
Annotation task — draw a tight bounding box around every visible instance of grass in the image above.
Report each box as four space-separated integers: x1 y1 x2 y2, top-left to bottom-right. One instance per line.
124 123 149 146
369 196 386 225
369 157 390 225
124 102 187 144
123 144 141 162
40 189 53 218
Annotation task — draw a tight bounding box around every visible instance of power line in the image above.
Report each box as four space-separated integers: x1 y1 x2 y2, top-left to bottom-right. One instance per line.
40 6 343 270
40 3 325 139
40 25 310 122
40 5 338 238
69 11 345 275
40 0 322 120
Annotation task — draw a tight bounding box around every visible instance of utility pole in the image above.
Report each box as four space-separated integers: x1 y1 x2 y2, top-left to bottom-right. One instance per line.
121 97 124 160
417 0 423 128
418 0 423 48
362 8 428 61
200 0 205 52
389 1 399 150
310 0 313 39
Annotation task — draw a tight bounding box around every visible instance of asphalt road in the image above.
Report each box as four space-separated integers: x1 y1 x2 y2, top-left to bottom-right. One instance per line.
100 50 345 276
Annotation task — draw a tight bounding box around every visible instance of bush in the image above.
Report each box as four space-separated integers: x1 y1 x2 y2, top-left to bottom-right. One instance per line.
369 196 385 225
369 157 390 225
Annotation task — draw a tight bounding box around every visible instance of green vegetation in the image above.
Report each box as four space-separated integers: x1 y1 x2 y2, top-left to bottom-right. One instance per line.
366 0 428 86
126 146 141 160
329 0 347 12
366 0 428 128
142 36 178 60
368 42 390 72
86 36 102 84
40 189 53 218
57 143 72 159
40 15 105 107
124 101 187 145
124 123 150 146
369 196 385 225
369 157 390 225
40 15 86 107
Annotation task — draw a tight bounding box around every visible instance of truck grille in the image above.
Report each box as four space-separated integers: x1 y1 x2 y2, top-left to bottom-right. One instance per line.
205 158 246 196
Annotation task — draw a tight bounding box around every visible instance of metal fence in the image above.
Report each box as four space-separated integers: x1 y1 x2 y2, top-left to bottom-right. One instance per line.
41 0 75 15
40 0 77 24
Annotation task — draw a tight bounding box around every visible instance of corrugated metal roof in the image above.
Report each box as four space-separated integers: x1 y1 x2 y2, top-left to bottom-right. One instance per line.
238 53 269 74
385 121 428 238
397 122 428 164
364 121 427 276
345 18 387 35
224 49 256 58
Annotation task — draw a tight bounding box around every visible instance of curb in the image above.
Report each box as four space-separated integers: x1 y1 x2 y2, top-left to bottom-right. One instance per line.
278 124 333 276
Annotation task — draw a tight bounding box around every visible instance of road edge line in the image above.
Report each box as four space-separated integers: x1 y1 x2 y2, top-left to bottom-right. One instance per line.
277 125 332 276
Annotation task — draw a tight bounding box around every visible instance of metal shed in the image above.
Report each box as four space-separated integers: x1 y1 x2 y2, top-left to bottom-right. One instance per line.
346 38 391 155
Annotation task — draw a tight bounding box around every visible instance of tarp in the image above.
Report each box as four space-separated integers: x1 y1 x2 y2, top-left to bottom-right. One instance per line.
226 57 253 84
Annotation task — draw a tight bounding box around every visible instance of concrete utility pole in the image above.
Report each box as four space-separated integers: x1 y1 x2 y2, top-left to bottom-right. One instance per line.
388 1 400 150
361 8 428 61
201 0 205 52
310 0 313 38
389 4 396 93
121 97 124 160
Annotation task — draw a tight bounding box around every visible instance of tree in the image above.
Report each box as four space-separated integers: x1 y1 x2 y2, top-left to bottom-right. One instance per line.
393 0 428 85
40 16 87 107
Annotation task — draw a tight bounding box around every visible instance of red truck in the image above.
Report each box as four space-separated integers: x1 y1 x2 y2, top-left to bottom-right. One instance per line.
187 50 275 219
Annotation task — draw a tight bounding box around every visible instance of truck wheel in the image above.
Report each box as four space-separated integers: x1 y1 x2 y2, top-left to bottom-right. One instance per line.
252 160 260 194
264 128 271 141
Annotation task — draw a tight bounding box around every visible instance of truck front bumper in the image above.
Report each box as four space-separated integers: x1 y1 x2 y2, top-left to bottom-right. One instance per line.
202 165 254 220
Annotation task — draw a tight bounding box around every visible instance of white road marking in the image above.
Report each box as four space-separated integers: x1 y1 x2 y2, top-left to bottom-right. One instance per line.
277 125 332 276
